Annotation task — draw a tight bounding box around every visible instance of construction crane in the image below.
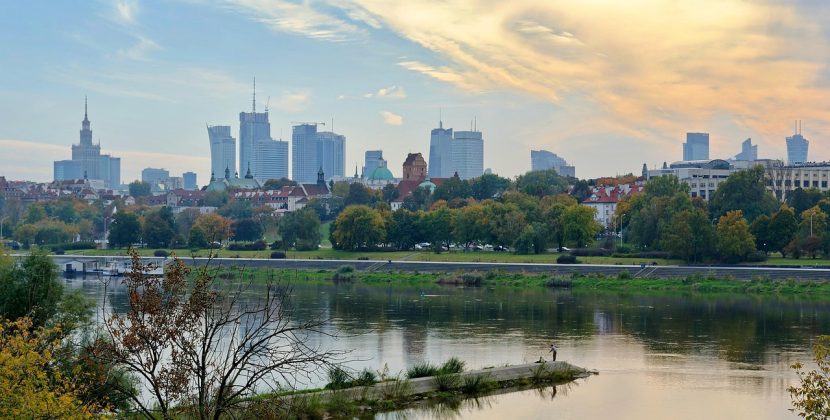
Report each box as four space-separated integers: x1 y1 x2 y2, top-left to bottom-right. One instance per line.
290 121 326 127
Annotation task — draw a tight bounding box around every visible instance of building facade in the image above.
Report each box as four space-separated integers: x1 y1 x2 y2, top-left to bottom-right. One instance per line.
254 139 289 181
451 130 484 180
183 172 197 190
428 122 453 178
291 124 346 183
207 125 236 179
363 150 385 178
786 128 809 165
317 132 345 181
239 110 272 179
142 168 170 185
683 132 709 161
54 98 121 188
735 138 758 161
530 150 576 177
402 153 428 182
646 159 735 200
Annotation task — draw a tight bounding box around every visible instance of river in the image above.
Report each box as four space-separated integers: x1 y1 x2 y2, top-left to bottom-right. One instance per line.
64 276 828 419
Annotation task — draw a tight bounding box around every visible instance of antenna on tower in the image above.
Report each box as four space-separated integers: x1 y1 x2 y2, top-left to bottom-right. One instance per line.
439 108 443 129
474 116 477 132
252 77 256 113
84 96 88 119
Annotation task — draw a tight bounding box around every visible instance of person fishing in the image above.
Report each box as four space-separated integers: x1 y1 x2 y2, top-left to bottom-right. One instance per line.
549 342 558 361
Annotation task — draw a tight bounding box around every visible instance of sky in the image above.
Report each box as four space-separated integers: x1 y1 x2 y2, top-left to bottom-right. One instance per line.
1 0 829 184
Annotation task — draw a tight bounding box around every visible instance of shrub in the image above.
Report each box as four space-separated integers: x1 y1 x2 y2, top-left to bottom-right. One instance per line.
49 242 95 252
440 357 465 374
557 255 579 264
745 251 768 263
433 371 460 392
545 278 573 288
227 240 268 251
353 369 377 387
617 270 631 280
153 250 169 257
54 248 65 255
326 367 352 390
407 362 438 379
357 256 369 261
270 251 286 259
616 244 633 254
269 240 282 250
461 374 495 394
337 265 355 274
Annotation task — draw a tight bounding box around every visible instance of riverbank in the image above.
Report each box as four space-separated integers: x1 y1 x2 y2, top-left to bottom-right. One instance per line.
228 267 830 296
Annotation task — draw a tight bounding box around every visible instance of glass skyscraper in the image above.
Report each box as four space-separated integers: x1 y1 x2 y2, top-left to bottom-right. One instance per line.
207 125 236 179
451 130 484 180
291 124 345 183
683 132 709 161
787 128 809 164
429 121 453 178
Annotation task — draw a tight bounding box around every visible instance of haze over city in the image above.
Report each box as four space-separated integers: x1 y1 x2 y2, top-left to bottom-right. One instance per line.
2 0 830 182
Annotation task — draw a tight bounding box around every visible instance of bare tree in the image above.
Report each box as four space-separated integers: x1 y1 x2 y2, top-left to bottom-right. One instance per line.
94 249 342 419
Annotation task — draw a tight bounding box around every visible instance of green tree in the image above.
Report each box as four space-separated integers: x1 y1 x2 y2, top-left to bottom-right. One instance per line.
513 223 547 254
217 199 253 219
402 186 433 211
433 176 471 202
789 335 830 419
452 204 488 249
422 206 454 250
469 173 511 201
278 208 322 250
262 178 297 190
0 251 63 327
515 169 568 197
142 207 176 248
344 183 376 206
749 214 771 253
709 166 778 222
331 205 386 250
231 218 264 242
387 209 422 250
542 202 570 251
661 208 714 262
787 188 824 216
128 181 151 197
189 226 208 248
54 200 78 224
382 183 400 203
108 212 141 248
570 179 591 203
483 202 526 247
24 204 47 224
561 205 602 248
768 206 799 256
715 210 756 263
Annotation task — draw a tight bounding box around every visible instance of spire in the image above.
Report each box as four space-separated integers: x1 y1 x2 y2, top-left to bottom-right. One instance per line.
439 108 443 129
245 163 253 179
317 166 325 186
84 96 88 121
225 165 230 180
252 77 256 113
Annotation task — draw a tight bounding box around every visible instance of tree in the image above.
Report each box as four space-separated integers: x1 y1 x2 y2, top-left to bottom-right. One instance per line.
262 178 297 190
24 204 47 224
789 335 830 419
433 176 471 202
128 181 151 197
217 200 252 219
192 213 232 243
561 205 602 248
108 212 142 248
452 204 488 249
768 206 799 256
402 186 432 211
715 210 756 263
344 183 376 207
94 252 342 419
787 188 824 216
231 218 264 242
515 169 568 197
513 223 547 254
331 205 386 250
142 207 177 248
0 251 63 327
387 209 422 250
189 226 208 248
278 208 322 250
709 166 778 222
661 209 714 262
542 202 570 251
422 205 454 250
381 183 400 203
483 202 526 247
570 179 591 203
469 173 511 201
749 214 771 253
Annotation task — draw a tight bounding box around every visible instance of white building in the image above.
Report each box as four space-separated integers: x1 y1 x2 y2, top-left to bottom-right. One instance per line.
582 183 645 227
254 139 289 182
207 125 236 180
451 130 484 180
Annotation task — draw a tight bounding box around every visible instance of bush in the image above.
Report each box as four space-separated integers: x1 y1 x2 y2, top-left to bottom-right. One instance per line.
545 278 573 288
357 256 369 261
570 248 612 257
440 357 465 374
616 244 633 254
153 250 169 258
461 374 495 394
54 248 65 255
49 242 95 252
745 251 768 263
433 371 460 392
557 255 580 264
617 270 631 280
407 362 439 379
270 251 286 259
269 240 282 250
295 240 318 251
227 240 268 251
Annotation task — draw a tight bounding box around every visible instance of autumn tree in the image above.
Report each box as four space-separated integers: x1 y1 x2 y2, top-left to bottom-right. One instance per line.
789 335 830 419
192 213 232 243
661 208 714 263
331 205 386 250
561 205 602 248
715 210 756 263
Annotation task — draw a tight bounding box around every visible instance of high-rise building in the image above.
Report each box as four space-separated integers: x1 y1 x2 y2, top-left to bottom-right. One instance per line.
142 168 170 185
683 133 709 161
291 124 346 182
429 121 453 178
254 139 289 181
238 79 273 179
451 130 484 180
734 138 758 161
363 150 385 178
183 172 197 190
787 121 809 165
317 131 345 181
53 98 121 188
530 150 575 177
207 125 236 180
292 124 319 183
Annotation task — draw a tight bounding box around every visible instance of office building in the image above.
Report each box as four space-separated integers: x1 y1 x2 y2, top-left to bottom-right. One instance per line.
183 172 197 190
363 150 385 178
53 97 121 188
238 80 273 179
429 121 453 178
786 121 809 165
291 124 346 183
530 150 576 178
683 132 709 161
735 138 758 161
142 168 170 185
207 125 236 179
254 139 289 181
451 130 484 180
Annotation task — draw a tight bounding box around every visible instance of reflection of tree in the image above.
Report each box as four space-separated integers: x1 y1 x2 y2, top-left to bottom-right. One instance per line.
287 283 830 365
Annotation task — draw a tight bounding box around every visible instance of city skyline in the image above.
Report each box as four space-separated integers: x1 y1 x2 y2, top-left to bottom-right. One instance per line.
2 1 830 183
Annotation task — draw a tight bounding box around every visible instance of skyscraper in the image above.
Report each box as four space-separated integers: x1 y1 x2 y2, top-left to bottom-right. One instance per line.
363 150 385 178
451 130 484 180
54 98 121 188
142 168 170 184
429 120 453 178
207 125 236 180
786 121 809 165
734 138 758 161
291 124 346 182
254 139 289 181
239 79 276 180
183 172 197 190
317 131 345 180
683 133 709 161
531 150 575 177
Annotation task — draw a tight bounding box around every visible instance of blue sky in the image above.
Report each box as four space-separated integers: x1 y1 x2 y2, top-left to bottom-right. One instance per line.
1 0 829 184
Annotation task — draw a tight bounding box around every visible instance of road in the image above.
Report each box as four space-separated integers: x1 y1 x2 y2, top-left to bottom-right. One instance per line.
46 255 830 281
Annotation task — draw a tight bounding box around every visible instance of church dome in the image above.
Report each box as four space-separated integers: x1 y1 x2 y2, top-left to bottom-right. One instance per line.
369 166 394 181
418 179 437 192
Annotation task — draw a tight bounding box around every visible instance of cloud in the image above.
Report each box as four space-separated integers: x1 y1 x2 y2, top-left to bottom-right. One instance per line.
376 85 406 99
225 0 366 42
117 35 161 60
114 0 139 26
275 91 311 112
380 110 403 125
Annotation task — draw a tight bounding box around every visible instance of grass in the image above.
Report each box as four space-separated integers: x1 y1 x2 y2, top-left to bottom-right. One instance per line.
407 357 466 379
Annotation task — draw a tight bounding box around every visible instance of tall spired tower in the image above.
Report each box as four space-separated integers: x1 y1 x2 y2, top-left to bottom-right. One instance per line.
71 97 102 179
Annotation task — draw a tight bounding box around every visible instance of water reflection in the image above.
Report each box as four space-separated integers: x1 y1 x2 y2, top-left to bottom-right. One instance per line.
65 276 828 419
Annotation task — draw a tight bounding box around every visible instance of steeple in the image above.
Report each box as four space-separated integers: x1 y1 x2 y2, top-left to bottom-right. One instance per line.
84 96 88 122
252 77 256 113
245 163 253 179
317 166 325 186
210 171 215 182
439 108 443 129
225 165 230 180
80 96 92 145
